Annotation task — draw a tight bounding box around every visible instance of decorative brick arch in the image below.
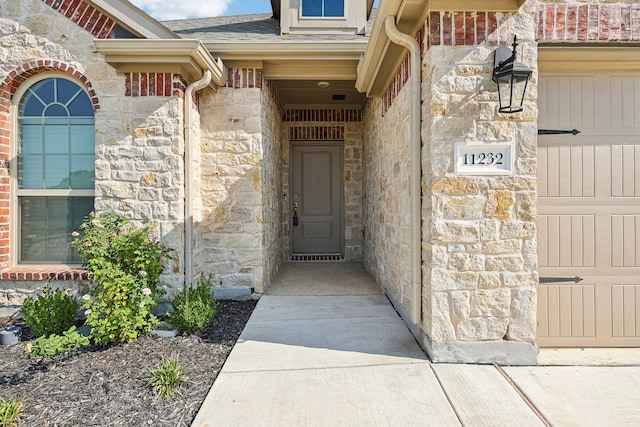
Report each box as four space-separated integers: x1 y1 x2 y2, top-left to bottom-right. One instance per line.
0 61 99 270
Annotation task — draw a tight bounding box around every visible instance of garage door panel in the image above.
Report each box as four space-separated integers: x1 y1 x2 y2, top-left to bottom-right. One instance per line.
539 71 640 347
538 144 595 198
611 284 640 338
539 215 595 268
610 76 640 128
610 215 640 267
539 76 595 130
611 145 640 197
538 283 596 340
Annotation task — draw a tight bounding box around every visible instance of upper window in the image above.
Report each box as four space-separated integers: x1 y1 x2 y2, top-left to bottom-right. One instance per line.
17 77 95 264
301 0 344 17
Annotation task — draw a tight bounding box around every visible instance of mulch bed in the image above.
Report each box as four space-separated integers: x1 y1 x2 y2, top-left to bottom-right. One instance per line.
0 299 257 426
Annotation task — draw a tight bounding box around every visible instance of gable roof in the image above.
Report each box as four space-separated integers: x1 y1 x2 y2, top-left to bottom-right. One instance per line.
163 13 371 43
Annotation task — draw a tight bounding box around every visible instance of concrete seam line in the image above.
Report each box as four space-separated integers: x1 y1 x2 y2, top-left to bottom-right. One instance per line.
493 364 552 427
428 364 465 427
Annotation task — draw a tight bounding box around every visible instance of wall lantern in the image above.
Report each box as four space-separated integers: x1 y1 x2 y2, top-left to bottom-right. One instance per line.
492 36 532 114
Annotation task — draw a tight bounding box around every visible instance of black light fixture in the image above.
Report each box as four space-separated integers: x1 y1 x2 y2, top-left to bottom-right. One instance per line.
492 35 532 114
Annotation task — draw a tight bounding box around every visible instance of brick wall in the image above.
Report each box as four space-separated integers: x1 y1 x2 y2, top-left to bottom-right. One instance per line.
537 2 640 42
124 73 187 98
41 0 118 39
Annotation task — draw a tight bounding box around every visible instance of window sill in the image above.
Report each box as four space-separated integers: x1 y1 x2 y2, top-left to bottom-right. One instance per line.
0 267 90 281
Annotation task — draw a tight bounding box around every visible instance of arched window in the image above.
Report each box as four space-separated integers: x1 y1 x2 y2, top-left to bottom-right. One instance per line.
17 77 95 263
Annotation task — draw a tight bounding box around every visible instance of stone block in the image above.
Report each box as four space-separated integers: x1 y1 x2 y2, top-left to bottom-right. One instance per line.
470 288 511 318
507 288 537 341
456 317 509 340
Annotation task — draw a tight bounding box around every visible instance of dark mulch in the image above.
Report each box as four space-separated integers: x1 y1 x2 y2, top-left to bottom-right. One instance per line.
0 300 257 426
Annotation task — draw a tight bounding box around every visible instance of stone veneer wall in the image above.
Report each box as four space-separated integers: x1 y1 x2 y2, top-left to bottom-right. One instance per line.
0 0 191 308
363 92 413 317
282 110 363 262
261 81 284 286
421 5 539 364
199 69 282 293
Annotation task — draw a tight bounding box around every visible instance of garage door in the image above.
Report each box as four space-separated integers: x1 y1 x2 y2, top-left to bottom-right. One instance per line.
538 71 640 347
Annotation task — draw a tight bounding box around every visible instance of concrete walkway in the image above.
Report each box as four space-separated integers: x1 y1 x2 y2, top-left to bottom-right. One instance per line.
192 263 640 426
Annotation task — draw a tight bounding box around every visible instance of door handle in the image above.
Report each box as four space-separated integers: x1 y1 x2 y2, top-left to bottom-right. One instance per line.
538 276 584 284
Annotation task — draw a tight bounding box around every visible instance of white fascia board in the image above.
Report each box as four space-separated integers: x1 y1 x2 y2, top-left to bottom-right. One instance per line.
204 41 368 61
89 0 178 39
94 39 227 87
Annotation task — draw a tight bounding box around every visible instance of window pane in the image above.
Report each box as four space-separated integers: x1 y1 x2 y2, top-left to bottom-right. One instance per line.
56 79 79 105
20 93 45 117
324 0 344 16
68 94 94 116
302 0 322 16
70 155 95 189
45 156 70 189
20 124 43 155
19 156 43 189
44 104 68 117
70 124 95 154
43 122 69 154
31 79 55 105
20 197 93 263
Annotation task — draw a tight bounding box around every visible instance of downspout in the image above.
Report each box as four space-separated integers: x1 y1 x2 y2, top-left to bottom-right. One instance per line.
184 70 212 286
384 16 422 324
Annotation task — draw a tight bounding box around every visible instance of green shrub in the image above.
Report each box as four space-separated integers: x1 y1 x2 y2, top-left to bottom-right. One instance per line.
168 276 218 335
0 395 26 427
27 326 90 360
71 211 173 345
146 356 190 400
21 284 78 338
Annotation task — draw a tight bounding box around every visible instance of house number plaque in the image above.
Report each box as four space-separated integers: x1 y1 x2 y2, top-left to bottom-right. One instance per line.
454 142 514 175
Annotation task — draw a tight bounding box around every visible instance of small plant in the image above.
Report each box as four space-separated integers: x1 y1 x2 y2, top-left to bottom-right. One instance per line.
0 395 26 427
146 356 190 400
27 326 90 360
71 211 173 345
21 284 78 338
168 276 218 335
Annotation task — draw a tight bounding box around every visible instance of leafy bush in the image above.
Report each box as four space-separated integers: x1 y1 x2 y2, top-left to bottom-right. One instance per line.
0 395 26 427
146 356 190 400
21 284 78 338
27 326 90 360
71 211 173 345
168 276 218 335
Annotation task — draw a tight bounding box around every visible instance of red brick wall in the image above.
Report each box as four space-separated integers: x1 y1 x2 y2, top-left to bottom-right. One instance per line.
42 0 117 39
427 12 512 48
124 73 187 97
537 3 640 42
226 68 263 89
382 25 425 115
0 60 99 269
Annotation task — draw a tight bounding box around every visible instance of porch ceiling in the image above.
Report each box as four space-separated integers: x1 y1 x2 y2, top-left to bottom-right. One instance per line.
272 79 364 108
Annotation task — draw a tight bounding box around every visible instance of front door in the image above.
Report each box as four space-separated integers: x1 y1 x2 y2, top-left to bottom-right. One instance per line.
291 143 343 254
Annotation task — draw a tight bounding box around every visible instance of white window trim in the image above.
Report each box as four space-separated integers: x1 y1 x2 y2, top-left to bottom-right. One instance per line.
11 71 95 267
